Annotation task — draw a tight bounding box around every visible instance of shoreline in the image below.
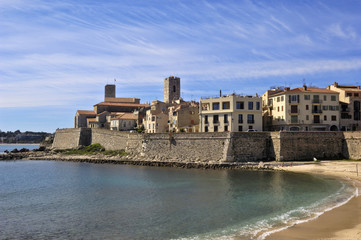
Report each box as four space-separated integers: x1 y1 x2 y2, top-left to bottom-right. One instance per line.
265 161 361 240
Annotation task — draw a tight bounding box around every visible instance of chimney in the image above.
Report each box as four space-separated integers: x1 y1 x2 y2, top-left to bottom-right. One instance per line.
303 84 307 91
284 87 290 91
334 82 338 87
220 89 222 97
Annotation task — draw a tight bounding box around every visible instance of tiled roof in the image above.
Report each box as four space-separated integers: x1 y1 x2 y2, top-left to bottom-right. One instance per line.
95 102 149 107
111 112 138 120
77 110 96 115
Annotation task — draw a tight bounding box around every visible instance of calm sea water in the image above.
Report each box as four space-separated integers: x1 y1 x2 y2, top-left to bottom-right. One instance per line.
0 160 356 239
0 144 40 153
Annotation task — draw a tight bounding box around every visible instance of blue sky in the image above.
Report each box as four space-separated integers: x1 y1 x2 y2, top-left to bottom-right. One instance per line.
1 0 360 132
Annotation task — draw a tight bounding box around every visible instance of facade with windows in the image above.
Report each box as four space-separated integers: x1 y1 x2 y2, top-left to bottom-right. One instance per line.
199 94 262 132
327 82 361 131
267 85 340 131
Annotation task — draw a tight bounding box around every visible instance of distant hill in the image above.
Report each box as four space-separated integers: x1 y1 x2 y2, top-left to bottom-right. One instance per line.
0 130 53 143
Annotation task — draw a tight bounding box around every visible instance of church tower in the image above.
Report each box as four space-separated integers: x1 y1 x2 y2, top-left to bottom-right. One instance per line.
164 76 180 103
105 84 116 100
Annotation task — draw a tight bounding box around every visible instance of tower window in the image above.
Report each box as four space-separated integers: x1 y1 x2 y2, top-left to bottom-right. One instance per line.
173 85 176 92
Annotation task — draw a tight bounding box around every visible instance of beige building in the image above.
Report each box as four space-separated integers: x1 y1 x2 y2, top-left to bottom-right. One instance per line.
199 94 262 132
144 101 169 133
327 82 361 131
109 113 138 131
266 85 340 131
75 84 149 129
169 101 199 132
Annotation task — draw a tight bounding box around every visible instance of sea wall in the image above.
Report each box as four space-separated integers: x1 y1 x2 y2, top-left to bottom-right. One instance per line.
52 128 361 161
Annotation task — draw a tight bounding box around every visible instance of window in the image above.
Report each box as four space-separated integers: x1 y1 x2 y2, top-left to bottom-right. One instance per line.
291 105 298 113
247 114 254 124
306 105 309 110
277 107 279 112
224 114 228 123
324 115 327 121
291 115 298 123
323 95 327 101
256 102 260 110
281 96 284 101
238 114 243 123
222 102 230 110
331 115 337 121
248 102 253 110
212 103 220 110
323 106 328 111
331 95 336 101
205 126 208 132
277 97 280 102
355 93 359 97
152 116 155 121
282 106 284 111
313 95 320 103
347 93 352 97
289 95 299 103
306 115 309 121
304 95 310 100
329 106 339 111
214 126 218 132
238 126 243 132
224 126 228 132
236 101 244 109
248 125 253 130
205 115 208 124
213 115 219 123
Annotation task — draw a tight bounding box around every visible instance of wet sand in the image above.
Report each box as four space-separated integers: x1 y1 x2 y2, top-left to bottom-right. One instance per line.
266 161 361 240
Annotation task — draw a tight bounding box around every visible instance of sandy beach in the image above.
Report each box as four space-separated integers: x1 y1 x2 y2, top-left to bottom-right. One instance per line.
265 161 361 240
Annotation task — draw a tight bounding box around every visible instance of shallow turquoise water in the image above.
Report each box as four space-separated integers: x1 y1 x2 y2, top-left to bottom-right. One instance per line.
0 160 356 239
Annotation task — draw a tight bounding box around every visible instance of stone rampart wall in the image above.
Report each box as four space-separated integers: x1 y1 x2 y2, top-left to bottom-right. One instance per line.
52 128 82 149
52 128 361 161
278 132 344 161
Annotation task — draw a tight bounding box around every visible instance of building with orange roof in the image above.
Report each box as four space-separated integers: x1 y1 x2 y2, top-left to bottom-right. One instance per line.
264 85 340 131
327 82 361 131
74 84 149 129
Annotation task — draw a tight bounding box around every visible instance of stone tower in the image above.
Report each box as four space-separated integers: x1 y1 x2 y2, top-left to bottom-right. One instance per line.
105 84 116 100
164 76 180 103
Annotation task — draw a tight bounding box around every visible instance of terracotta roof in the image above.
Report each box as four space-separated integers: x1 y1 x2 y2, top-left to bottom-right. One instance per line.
95 102 149 107
77 110 96 115
87 118 98 123
111 112 138 120
272 88 338 96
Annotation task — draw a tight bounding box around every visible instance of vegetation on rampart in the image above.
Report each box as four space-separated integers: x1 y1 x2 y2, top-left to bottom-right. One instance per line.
55 144 128 156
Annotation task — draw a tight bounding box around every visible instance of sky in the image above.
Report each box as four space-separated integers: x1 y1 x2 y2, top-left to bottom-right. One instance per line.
0 0 361 133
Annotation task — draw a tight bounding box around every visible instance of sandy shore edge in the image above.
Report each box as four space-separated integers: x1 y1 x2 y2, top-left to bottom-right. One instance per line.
264 161 361 240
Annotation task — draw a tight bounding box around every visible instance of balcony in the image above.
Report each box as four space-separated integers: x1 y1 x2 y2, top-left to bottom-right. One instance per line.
313 119 323 124
341 108 350 112
312 109 323 114
312 99 322 104
288 110 300 114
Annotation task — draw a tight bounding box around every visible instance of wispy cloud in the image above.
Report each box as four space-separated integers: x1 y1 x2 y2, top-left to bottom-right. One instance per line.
1 0 361 130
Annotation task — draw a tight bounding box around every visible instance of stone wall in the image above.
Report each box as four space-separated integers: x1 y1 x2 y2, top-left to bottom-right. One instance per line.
343 132 361 160
53 128 91 149
53 128 361 161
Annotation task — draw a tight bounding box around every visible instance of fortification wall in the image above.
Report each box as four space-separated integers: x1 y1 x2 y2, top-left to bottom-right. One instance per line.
141 132 229 162
230 132 272 161
343 132 361 160
52 128 361 161
52 128 90 149
278 132 344 161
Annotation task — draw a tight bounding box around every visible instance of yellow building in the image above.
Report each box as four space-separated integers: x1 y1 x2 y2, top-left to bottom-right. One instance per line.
168 101 199 132
266 85 340 131
144 101 169 133
327 82 361 131
199 94 262 132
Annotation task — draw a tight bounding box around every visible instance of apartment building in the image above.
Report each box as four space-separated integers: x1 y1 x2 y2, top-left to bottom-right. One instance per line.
327 82 361 131
267 85 340 131
199 94 262 132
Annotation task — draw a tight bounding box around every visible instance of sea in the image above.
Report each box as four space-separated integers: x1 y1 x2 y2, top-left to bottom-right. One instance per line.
0 144 40 153
0 158 357 239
